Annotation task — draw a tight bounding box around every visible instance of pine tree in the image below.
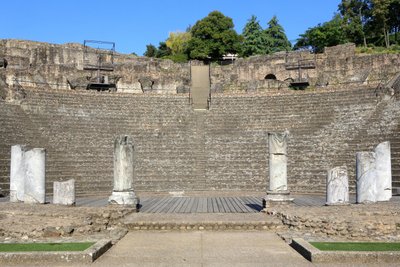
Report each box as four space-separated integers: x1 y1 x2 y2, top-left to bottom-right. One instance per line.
240 15 268 57
264 16 292 53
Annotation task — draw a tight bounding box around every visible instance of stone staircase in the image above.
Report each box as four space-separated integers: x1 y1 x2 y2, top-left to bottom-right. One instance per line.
0 86 399 195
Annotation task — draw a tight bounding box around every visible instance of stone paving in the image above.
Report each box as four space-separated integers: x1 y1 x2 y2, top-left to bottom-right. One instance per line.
0 194 400 266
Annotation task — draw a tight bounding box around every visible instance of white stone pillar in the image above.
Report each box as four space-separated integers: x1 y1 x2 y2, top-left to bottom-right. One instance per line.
24 148 46 204
268 132 289 193
53 179 75 205
356 152 377 203
326 166 349 205
374 141 392 201
10 145 26 202
264 131 293 206
109 135 139 206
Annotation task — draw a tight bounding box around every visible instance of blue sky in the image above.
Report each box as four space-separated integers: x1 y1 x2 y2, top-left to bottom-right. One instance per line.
2 0 341 55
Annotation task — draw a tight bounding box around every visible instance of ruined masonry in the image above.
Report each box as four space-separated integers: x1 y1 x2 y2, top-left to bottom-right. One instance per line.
326 166 349 205
0 40 400 196
356 141 392 203
53 179 75 205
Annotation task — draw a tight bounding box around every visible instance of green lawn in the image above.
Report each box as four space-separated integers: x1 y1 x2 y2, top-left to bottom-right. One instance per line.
0 242 95 252
310 242 400 252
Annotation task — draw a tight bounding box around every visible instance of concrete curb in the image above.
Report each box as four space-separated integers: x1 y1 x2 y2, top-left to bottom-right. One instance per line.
125 220 284 231
0 239 112 265
291 238 400 263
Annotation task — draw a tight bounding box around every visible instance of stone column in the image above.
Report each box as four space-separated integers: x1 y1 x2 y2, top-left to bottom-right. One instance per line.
10 145 26 202
109 135 139 206
326 166 349 205
53 179 75 205
356 152 377 203
374 141 392 201
264 131 293 206
24 148 46 204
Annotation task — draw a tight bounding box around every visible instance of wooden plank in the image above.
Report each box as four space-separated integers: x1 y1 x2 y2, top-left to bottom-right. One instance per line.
231 197 248 213
140 197 162 212
221 197 235 213
183 197 195 213
218 197 228 213
153 197 175 213
142 197 165 213
196 197 204 213
166 198 184 213
207 198 213 213
212 197 219 213
162 198 179 213
224 197 237 213
199 197 208 213
217 197 225 213
190 198 199 213
145 197 166 213
243 196 262 212
238 197 258 213
174 197 190 213
226 197 242 213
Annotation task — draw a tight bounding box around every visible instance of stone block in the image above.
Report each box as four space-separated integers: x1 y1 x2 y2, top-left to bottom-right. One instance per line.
356 152 377 203
9 145 26 202
53 179 75 205
326 166 349 205
24 148 46 204
374 141 392 201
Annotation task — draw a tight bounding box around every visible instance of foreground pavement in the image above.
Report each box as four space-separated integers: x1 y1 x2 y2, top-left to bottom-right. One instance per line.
93 231 312 267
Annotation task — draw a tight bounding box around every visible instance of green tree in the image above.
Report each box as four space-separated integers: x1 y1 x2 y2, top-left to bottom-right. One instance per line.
187 11 241 61
165 31 192 55
264 16 292 53
370 0 392 47
155 42 171 58
240 15 268 57
144 44 157 57
295 15 348 52
388 0 400 44
338 0 371 46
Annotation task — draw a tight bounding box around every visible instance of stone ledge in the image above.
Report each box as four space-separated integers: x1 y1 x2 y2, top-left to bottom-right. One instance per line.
0 239 112 265
291 238 400 263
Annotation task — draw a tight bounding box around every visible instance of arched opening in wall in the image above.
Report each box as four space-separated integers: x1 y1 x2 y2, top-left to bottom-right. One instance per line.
265 74 277 80
0 58 7 68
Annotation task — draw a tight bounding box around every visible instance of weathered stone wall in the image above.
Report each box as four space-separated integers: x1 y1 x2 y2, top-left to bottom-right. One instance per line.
0 39 191 94
1 40 400 96
211 43 400 92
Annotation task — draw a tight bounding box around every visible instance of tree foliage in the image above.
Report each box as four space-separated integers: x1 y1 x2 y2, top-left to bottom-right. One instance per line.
165 31 192 55
187 11 241 61
240 16 268 57
143 44 157 57
296 0 400 52
264 16 292 53
295 15 348 52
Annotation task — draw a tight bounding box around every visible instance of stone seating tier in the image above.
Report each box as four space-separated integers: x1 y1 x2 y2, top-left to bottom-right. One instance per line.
0 86 399 195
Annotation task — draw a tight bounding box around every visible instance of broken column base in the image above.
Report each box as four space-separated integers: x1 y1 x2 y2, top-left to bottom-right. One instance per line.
109 191 139 207
263 191 294 208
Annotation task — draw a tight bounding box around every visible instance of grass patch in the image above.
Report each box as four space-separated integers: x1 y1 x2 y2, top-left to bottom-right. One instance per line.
0 242 95 252
310 242 400 252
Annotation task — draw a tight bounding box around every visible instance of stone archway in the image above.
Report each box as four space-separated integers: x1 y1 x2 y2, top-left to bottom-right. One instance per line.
265 74 277 80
